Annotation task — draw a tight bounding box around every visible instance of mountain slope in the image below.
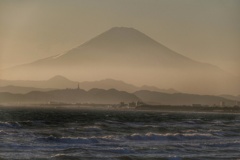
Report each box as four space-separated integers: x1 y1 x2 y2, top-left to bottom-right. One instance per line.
0 85 55 94
55 27 197 67
0 75 78 89
11 27 203 68
134 90 237 106
220 95 240 101
79 79 178 93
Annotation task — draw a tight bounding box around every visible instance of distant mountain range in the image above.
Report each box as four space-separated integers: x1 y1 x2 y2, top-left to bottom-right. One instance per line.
219 94 240 101
0 75 77 90
135 90 237 106
0 85 54 94
1 75 238 106
0 87 238 106
0 88 139 104
3 27 239 95
0 75 177 94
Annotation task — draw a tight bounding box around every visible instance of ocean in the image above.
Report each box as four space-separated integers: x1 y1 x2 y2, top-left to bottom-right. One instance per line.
0 106 240 160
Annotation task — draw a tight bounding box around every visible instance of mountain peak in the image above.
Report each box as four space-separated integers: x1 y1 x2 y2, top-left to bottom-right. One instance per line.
48 75 71 82
81 27 160 48
107 26 139 33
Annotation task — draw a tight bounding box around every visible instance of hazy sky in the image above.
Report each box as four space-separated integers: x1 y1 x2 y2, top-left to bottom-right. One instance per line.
0 0 240 75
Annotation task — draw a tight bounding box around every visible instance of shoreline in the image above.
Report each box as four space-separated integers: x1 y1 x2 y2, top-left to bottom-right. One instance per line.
0 103 240 114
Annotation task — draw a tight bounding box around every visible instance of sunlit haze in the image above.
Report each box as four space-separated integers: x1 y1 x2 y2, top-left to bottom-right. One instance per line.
0 0 239 95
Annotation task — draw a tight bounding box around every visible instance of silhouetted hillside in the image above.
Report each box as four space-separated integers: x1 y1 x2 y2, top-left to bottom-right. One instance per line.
220 94 240 101
0 75 77 89
134 90 237 106
0 76 177 93
0 85 55 94
0 88 140 104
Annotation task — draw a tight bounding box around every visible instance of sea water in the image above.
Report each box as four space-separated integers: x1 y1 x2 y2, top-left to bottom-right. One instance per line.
0 107 240 160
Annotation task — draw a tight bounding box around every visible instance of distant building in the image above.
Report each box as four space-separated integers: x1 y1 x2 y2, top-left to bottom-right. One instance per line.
220 101 225 107
128 101 143 107
235 101 240 107
128 102 136 107
119 102 127 107
192 104 202 107
136 101 144 106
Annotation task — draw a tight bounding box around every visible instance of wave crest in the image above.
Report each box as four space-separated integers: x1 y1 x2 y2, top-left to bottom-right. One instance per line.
126 132 214 141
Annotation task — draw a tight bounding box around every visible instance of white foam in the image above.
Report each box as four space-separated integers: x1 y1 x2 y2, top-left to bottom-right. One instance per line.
125 132 214 141
51 154 67 158
0 130 8 135
0 121 21 128
83 125 102 131
40 135 99 144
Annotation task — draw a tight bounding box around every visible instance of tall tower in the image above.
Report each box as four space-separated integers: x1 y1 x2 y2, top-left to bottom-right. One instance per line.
77 83 80 90
220 101 225 107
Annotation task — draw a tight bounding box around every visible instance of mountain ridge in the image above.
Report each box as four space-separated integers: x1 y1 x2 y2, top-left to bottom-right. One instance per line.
0 88 140 104
0 75 178 94
0 88 238 106
134 90 238 106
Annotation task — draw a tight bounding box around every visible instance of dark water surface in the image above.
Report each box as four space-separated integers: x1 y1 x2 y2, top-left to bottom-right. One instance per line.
0 107 240 160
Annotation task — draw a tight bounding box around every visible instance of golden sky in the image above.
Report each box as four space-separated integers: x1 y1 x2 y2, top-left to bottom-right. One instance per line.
0 0 240 76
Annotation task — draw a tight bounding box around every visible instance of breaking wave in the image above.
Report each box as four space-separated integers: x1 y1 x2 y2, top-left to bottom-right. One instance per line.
125 132 215 141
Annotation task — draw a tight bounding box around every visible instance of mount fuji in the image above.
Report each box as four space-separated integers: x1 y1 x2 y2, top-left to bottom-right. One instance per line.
4 27 239 94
